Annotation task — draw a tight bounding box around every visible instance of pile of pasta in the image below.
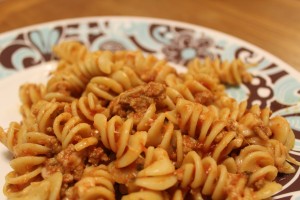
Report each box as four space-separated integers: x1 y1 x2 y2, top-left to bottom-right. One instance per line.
0 41 299 200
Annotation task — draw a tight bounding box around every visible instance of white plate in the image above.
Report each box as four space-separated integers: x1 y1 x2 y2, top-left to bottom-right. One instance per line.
0 17 300 199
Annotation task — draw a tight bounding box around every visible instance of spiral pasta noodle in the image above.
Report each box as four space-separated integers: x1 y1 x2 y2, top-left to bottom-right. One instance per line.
165 98 243 162
69 92 110 122
112 50 177 83
94 113 147 168
187 57 252 85
0 123 60 198
164 73 214 106
0 122 59 156
0 41 299 200
50 42 118 98
129 147 178 192
5 172 63 200
52 112 95 149
177 151 281 200
19 83 46 108
30 100 66 133
66 165 115 200
211 95 296 152
125 103 184 166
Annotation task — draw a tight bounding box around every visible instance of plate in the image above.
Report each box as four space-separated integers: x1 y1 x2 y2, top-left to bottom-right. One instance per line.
0 16 300 199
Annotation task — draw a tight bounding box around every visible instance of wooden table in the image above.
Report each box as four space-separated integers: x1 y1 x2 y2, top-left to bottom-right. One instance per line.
1 0 300 71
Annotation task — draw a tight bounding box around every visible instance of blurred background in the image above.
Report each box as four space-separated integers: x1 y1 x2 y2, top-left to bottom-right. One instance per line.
0 0 299 70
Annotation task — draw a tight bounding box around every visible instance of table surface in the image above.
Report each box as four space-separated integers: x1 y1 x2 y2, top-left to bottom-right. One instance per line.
0 0 300 72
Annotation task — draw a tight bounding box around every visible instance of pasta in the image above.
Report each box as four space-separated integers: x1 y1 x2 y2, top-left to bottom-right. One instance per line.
187 57 252 85
0 41 299 200
68 165 115 200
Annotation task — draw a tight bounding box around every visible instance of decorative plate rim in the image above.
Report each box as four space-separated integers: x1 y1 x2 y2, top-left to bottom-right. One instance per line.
0 16 299 80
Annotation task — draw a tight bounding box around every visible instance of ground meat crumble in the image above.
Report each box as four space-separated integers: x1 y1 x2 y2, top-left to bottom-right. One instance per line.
109 82 166 117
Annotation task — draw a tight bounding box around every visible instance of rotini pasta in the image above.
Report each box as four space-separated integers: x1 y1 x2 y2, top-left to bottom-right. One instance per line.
177 151 281 199
94 113 147 168
0 122 60 199
5 172 63 200
0 41 299 200
53 112 94 149
134 147 177 191
19 83 46 108
164 73 214 106
66 165 115 200
69 92 110 122
187 57 252 85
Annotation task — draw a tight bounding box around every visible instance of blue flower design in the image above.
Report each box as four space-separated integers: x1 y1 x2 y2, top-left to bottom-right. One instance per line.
27 26 63 61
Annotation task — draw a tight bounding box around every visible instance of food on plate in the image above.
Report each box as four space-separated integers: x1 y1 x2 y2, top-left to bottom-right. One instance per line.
0 41 299 200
